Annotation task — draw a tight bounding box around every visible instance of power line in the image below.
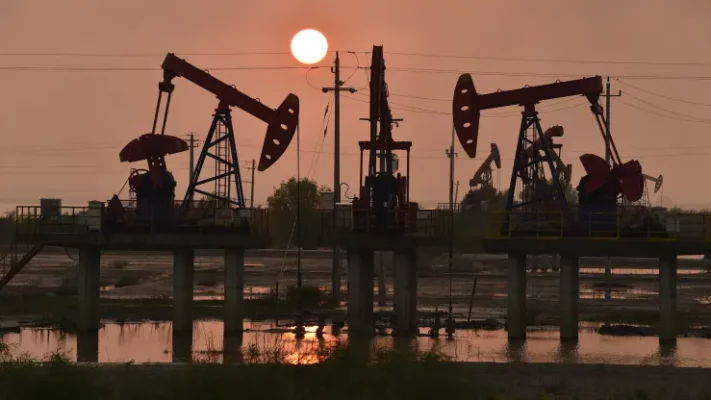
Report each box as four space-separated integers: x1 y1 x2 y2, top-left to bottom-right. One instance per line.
0 65 325 72
385 51 711 68
616 79 711 107
621 92 711 123
386 67 711 81
615 98 711 124
0 50 368 58
343 93 588 117
4 50 708 69
0 51 292 57
3 62 711 82
342 52 362 84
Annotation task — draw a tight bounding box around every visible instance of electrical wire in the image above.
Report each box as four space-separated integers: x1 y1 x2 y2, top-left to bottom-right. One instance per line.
0 65 328 72
386 67 711 81
304 66 324 90
3 63 711 82
0 51 293 57
342 93 588 117
615 98 711 124
4 50 706 69
341 52 361 84
355 89 583 114
621 92 711 123
385 51 711 68
617 79 711 107
307 94 333 177
0 50 368 57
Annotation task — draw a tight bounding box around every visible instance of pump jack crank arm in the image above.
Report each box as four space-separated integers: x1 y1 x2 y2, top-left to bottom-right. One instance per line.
590 105 622 166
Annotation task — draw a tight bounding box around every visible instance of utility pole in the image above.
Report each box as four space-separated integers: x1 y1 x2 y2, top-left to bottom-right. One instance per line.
250 159 255 209
322 52 357 303
602 77 622 292
242 160 256 208
445 125 458 337
604 77 622 164
322 52 358 203
445 127 458 211
186 132 199 183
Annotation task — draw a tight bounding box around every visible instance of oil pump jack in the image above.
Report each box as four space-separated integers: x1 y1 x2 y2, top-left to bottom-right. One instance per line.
108 53 299 227
469 143 501 188
353 45 416 233
452 74 644 234
635 173 663 207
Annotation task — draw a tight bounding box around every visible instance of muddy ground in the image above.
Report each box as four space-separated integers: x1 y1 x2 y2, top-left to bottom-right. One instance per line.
2 249 711 332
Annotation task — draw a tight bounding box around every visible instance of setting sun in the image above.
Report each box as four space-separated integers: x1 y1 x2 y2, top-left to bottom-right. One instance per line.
290 29 328 64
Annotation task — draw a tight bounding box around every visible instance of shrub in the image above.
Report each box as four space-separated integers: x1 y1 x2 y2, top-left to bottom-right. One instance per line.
286 285 323 308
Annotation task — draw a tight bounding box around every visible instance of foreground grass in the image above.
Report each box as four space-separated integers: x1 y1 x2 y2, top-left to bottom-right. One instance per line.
0 346 496 400
2 342 711 400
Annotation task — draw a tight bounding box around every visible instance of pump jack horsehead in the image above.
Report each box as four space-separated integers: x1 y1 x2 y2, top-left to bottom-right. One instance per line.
108 53 299 226
452 74 644 229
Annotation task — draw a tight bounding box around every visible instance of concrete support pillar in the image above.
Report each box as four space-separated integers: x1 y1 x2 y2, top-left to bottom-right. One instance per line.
78 247 100 332
347 250 373 334
394 251 418 335
375 251 391 306
507 252 527 340
173 248 194 333
224 248 245 334
659 255 678 343
172 328 193 363
560 255 580 341
223 331 244 365
76 332 99 363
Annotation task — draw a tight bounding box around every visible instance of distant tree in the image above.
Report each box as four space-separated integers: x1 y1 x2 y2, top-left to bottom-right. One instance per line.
461 185 506 212
267 177 329 248
516 178 578 210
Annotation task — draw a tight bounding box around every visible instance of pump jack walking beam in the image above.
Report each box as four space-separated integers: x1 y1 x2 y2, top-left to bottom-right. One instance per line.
453 74 603 211
153 53 299 210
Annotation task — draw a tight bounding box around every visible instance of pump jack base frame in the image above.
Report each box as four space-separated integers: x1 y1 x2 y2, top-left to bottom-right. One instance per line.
502 109 568 236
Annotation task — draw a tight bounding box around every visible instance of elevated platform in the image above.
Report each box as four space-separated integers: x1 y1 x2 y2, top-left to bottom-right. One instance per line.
13 204 271 250
481 210 711 256
318 208 451 251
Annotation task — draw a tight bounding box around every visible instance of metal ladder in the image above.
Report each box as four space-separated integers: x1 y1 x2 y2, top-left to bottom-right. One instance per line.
0 243 44 292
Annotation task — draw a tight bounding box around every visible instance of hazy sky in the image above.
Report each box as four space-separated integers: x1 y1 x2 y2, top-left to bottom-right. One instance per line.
1 0 711 212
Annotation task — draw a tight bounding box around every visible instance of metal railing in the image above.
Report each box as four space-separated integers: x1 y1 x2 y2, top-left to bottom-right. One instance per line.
15 205 95 236
319 208 451 237
483 209 711 241
14 202 270 237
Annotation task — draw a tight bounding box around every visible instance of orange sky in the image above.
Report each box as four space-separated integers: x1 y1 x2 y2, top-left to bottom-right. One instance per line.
1 0 711 212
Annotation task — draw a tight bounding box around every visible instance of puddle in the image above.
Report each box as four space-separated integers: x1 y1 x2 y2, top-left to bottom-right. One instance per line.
2 320 711 367
580 287 657 300
580 267 703 276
